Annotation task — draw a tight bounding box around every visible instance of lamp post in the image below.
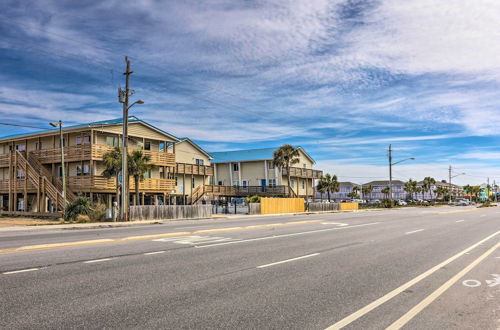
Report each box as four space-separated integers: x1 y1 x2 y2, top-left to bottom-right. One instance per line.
388 144 415 202
49 120 66 207
448 166 465 202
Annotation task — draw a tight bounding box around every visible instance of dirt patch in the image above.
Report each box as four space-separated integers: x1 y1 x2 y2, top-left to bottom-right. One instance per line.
0 217 63 226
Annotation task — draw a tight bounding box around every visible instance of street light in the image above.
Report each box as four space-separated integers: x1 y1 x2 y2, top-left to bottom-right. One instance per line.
49 120 66 207
449 171 465 202
388 144 415 202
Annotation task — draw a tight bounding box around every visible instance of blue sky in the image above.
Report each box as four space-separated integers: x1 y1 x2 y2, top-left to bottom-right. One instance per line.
1 0 500 185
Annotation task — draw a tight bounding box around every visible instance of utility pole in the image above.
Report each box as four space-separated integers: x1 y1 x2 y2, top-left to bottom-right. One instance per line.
388 144 393 202
448 165 451 203
487 177 490 201
119 56 132 221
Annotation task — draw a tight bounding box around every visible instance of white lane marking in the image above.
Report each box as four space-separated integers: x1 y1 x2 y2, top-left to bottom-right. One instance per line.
455 220 465 223
3 268 40 275
386 241 500 329
462 279 481 287
405 229 425 235
144 251 166 255
321 222 348 226
153 235 238 245
257 253 320 269
324 230 500 330
480 214 487 217
83 258 112 264
195 222 380 249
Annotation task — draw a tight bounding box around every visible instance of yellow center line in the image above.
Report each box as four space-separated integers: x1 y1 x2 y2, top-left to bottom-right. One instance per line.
436 208 479 215
0 219 325 255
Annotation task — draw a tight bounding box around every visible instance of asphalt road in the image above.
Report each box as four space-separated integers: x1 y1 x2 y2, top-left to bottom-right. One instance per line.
0 206 498 329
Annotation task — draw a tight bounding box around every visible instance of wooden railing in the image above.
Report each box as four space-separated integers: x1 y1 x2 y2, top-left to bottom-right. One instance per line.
175 163 214 176
27 144 176 167
202 185 292 196
282 167 323 179
0 179 37 192
66 176 175 192
0 153 9 168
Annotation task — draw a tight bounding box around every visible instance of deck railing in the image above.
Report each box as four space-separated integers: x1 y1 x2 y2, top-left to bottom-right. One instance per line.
282 167 323 179
175 163 214 176
66 176 175 192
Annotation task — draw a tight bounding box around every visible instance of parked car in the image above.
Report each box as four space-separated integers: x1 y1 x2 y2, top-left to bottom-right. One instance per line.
368 199 381 205
454 199 470 206
396 200 407 206
351 199 364 203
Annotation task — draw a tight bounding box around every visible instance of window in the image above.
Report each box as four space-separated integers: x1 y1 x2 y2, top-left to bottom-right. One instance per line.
268 162 275 169
76 165 82 176
159 142 165 152
159 167 165 179
233 163 239 171
35 142 42 150
16 144 26 151
218 181 223 186
196 159 204 166
77 136 91 146
106 136 119 147
192 177 195 188
17 169 25 179
144 141 151 151
77 165 90 176
301 179 305 189
242 180 249 187
303 163 307 169
269 179 276 187
144 169 151 178
175 176 178 186
232 180 239 187
58 166 64 177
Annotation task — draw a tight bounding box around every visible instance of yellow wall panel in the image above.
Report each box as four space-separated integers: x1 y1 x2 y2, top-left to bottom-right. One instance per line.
260 197 305 214
339 202 359 210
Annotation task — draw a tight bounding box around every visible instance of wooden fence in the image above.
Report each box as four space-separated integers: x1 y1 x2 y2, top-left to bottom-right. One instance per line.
260 198 305 215
129 205 212 221
248 203 261 215
307 202 339 212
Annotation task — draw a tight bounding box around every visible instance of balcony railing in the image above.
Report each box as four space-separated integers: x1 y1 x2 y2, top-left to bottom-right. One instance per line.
0 179 37 192
203 185 291 196
282 167 323 179
66 176 176 192
26 145 175 167
175 163 214 176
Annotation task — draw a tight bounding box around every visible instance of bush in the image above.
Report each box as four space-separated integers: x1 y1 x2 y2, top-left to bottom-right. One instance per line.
75 215 91 223
89 203 107 222
381 198 395 208
64 197 93 222
246 195 261 204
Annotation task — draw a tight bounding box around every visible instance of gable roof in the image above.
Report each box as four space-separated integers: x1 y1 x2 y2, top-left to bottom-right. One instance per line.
209 146 315 164
176 138 212 159
364 180 405 186
0 116 180 142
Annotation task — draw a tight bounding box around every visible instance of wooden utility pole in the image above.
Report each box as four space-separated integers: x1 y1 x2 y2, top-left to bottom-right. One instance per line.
120 57 132 221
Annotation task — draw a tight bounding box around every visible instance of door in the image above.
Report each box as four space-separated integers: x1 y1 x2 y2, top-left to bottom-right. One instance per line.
261 179 266 192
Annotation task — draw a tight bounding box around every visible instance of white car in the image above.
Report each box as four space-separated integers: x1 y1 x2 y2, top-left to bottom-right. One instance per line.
396 200 407 206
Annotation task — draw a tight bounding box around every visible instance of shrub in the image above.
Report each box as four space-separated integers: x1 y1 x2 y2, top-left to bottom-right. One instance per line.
75 215 91 223
246 195 261 204
89 203 107 222
381 198 395 208
64 197 93 222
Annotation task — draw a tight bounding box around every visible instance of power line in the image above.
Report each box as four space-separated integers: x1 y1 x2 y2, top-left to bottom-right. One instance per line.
0 122 48 130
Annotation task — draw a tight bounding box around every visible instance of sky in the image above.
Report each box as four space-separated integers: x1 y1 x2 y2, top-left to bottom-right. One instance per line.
0 0 499 185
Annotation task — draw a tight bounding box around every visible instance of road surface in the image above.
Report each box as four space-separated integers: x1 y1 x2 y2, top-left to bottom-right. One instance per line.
1 206 498 329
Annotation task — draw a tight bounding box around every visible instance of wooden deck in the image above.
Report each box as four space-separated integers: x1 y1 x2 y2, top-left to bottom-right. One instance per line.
175 163 214 176
0 145 176 167
283 167 323 179
65 176 176 193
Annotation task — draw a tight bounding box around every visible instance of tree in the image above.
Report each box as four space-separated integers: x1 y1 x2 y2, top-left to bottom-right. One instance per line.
422 177 436 200
128 150 153 206
102 147 122 207
435 186 449 201
362 185 373 200
316 174 339 202
273 144 300 197
348 186 360 199
381 187 390 199
404 179 417 200
470 185 481 202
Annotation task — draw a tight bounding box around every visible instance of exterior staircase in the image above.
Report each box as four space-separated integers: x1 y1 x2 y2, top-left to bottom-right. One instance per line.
190 185 205 205
13 151 67 212
27 152 77 203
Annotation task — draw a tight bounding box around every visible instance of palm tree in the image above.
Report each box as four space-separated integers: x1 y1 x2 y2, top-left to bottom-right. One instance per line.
422 177 436 200
463 184 472 201
128 150 153 206
316 174 339 202
381 187 390 199
102 147 122 206
362 185 373 200
272 144 300 197
470 185 481 202
435 186 449 201
404 179 417 200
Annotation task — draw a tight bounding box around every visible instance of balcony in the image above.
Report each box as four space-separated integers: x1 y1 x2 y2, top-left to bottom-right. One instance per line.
282 167 323 179
0 179 37 193
202 185 292 197
26 145 176 167
175 163 214 176
66 176 176 193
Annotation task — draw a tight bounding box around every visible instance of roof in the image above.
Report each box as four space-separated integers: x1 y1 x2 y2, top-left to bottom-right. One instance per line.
209 146 316 164
364 180 405 186
176 138 212 159
0 116 180 142
339 182 360 187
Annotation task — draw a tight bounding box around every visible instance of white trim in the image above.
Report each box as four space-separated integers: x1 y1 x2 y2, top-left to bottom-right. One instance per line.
238 162 242 186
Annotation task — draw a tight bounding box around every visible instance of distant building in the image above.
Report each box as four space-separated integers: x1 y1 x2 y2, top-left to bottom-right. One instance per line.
363 180 406 200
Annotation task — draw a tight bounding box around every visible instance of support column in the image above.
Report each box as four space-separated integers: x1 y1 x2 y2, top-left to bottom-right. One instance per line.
228 162 233 186
238 162 242 186
264 160 268 185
